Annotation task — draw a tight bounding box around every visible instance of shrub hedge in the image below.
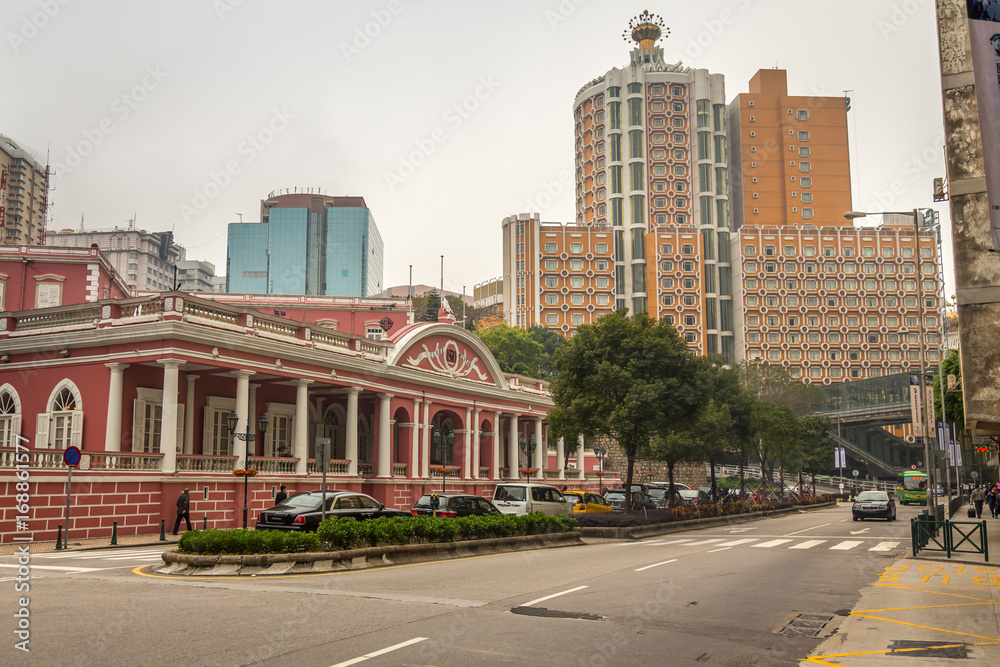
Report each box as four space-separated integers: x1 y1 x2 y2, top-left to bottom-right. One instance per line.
176 513 577 555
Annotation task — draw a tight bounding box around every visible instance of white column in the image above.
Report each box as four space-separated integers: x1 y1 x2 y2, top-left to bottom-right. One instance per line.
472 408 482 479
411 399 422 478
557 436 566 480
377 393 393 478
232 371 254 468
463 406 473 479
293 380 311 475
508 415 519 479
104 363 128 452
184 374 198 455
492 411 502 480
534 418 544 480
158 360 182 474
346 387 360 477
422 401 432 478
577 434 586 480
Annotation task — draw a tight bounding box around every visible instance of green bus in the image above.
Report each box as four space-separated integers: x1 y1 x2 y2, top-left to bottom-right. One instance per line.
896 471 928 505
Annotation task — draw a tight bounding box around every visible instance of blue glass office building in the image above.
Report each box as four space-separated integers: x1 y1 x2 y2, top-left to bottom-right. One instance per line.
226 194 383 297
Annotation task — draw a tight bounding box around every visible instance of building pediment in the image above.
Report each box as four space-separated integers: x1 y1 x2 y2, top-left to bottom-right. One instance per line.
387 323 506 389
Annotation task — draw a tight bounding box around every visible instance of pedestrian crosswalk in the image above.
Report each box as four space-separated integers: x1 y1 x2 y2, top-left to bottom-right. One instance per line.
33 548 166 563
628 537 902 553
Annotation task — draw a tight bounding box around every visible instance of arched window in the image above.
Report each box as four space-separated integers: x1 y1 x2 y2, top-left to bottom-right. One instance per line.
0 385 21 448
430 418 455 466
358 417 372 463
39 382 82 450
323 408 343 459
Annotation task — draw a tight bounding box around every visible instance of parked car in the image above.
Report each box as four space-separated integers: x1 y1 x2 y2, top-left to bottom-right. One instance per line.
852 490 896 522
562 490 614 513
411 494 501 518
645 485 689 509
605 489 657 511
492 483 572 516
255 490 410 532
678 488 700 505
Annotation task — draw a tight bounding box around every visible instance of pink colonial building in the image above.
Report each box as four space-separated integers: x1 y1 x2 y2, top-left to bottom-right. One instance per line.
0 246 600 544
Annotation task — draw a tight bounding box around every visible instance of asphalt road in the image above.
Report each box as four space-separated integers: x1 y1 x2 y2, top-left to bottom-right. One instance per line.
0 501 922 666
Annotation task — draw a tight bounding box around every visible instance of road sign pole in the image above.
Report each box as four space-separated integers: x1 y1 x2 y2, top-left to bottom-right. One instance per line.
64 464 72 544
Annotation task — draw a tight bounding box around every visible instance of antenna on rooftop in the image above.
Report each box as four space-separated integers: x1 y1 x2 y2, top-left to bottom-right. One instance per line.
79 214 85 232
128 214 136 231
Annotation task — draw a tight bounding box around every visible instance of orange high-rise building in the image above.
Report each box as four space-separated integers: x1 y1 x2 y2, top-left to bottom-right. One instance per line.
728 69 852 231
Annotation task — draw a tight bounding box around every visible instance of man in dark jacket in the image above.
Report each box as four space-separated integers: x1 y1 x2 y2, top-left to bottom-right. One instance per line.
275 485 288 505
172 488 192 535
972 484 985 519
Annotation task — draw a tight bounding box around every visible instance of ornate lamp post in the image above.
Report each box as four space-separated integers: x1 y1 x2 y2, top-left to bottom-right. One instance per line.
593 445 608 495
227 411 269 530
519 435 537 482
431 427 458 492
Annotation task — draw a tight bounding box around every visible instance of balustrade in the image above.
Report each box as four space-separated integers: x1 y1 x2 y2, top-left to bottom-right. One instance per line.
177 455 240 472
86 452 162 471
307 459 350 475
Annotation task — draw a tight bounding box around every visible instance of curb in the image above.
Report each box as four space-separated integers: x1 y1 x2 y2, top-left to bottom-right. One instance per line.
156 531 584 576
578 502 837 540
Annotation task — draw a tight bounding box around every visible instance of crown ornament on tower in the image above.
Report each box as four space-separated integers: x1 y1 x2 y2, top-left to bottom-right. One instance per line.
622 10 669 55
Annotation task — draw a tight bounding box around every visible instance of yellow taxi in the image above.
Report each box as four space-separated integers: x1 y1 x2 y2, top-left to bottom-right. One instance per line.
562 490 614 513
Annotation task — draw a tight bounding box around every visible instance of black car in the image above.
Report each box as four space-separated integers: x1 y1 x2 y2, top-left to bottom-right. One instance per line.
605 489 657 511
255 491 410 531
411 494 501 517
852 490 897 521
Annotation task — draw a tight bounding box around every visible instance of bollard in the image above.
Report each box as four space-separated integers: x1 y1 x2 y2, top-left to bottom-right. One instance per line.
159 518 166 542
55 524 63 551
202 516 207 530
110 521 118 546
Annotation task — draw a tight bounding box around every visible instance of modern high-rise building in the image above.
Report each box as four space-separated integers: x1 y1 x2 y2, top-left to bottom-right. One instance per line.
46 227 185 291
0 135 49 246
226 193 383 297
727 69 852 231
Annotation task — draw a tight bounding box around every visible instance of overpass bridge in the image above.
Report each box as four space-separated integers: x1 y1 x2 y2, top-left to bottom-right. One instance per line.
813 373 930 477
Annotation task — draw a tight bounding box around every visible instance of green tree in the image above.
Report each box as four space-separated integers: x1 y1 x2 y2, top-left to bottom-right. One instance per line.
799 415 834 496
421 289 441 322
738 361 822 416
753 401 801 499
933 349 965 425
548 310 709 512
716 374 758 500
475 323 546 377
527 325 565 379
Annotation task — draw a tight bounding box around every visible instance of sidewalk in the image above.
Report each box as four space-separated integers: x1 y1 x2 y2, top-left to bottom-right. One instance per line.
805 502 1000 664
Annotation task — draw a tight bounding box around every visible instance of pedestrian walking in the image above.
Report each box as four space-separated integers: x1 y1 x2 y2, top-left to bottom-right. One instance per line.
275 485 288 505
988 486 998 519
172 488 192 535
972 484 985 519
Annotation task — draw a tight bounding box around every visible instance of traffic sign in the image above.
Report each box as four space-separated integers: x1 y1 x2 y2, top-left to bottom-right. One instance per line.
911 464 917 470
63 446 81 466
852 469 859 478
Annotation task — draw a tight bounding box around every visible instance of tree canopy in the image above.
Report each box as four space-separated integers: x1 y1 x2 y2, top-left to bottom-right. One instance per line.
548 310 710 508
475 323 547 378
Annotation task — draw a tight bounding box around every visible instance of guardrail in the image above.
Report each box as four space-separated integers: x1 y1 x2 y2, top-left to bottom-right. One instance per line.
912 512 988 561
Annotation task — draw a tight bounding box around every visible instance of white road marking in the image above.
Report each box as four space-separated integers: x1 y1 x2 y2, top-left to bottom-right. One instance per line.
329 637 428 667
706 547 731 553
751 539 793 548
789 540 827 550
712 539 759 547
0 563 102 573
638 541 668 546
850 528 871 535
678 538 725 547
727 527 754 533
830 541 864 551
635 559 678 572
522 586 589 608
785 523 831 536
648 539 696 546
869 542 901 552
37 549 165 559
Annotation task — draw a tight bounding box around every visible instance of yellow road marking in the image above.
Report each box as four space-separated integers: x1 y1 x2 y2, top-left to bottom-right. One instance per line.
848 612 1000 641
801 641 1000 664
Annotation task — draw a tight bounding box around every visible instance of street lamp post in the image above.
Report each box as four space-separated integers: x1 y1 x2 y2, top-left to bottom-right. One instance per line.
519 435 536 482
593 445 607 494
845 209 936 511
227 411 269 530
431 427 457 492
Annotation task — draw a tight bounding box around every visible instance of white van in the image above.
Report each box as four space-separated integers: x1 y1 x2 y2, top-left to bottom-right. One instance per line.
492 483 572 516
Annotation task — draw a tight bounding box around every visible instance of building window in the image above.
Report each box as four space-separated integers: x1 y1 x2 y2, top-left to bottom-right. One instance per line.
545 260 558 270
570 276 584 288
0 387 21 448
43 383 82 450
545 277 558 288
799 162 811 172
545 294 558 305
570 294 584 306
545 313 558 325
797 110 809 120
798 147 810 157
571 314 584 325
801 208 814 219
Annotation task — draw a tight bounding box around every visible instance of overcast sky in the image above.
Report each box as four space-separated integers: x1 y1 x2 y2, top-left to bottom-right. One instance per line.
3 0 953 296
